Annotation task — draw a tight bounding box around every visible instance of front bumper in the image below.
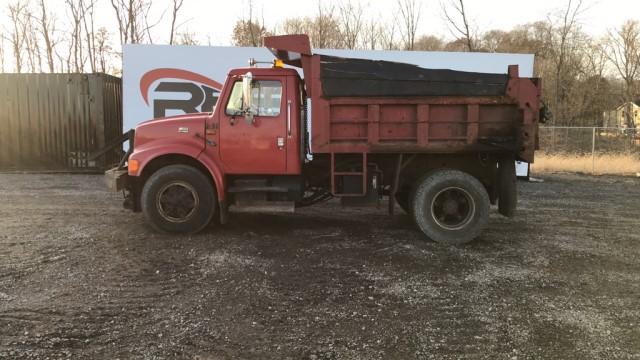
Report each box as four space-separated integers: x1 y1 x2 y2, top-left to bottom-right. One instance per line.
105 167 139 211
104 167 130 192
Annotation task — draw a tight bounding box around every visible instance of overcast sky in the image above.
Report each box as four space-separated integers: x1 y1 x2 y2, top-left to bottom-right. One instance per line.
1 0 639 71
122 0 639 45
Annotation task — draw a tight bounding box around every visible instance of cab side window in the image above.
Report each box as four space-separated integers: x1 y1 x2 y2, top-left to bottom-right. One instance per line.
225 80 282 117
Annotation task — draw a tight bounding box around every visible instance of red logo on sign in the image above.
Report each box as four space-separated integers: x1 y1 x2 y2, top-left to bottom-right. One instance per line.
139 68 223 105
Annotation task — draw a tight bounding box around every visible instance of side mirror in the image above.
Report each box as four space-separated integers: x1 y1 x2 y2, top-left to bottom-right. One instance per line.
242 72 255 124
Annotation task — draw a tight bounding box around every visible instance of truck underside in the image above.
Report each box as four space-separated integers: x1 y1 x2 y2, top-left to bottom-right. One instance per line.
114 149 516 245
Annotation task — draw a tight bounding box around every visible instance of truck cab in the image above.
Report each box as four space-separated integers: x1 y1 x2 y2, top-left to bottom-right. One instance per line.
216 66 304 175
107 34 542 245
111 62 307 232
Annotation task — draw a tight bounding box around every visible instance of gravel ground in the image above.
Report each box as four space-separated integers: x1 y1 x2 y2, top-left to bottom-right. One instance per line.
0 172 639 359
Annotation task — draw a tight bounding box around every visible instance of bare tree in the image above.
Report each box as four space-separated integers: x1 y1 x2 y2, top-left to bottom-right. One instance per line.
23 8 43 72
279 7 343 50
7 0 29 73
110 0 159 45
378 18 399 50
280 17 308 35
0 36 5 72
232 20 271 47
337 0 365 49
54 45 67 73
37 0 58 72
604 20 640 110
94 27 112 73
582 39 607 80
310 2 342 48
232 0 270 47
574 39 612 124
109 0 128 45
442 0 475 51
364 19 380 50
480 29 508 52
397 0 420 50
169 0 185 45
176 32 198 45
66 0 86 72
414 35 445 51
81 0 98 72
547 0 585 124
245 0 259 46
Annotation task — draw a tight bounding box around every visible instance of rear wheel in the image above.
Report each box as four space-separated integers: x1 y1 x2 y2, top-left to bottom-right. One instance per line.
141 164 217 234
411 169 489 245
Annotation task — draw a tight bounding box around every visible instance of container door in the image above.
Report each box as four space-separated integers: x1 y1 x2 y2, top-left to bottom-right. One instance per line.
219 77 287 174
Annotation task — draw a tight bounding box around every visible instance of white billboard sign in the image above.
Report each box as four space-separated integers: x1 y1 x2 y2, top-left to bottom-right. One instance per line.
122 44 534 132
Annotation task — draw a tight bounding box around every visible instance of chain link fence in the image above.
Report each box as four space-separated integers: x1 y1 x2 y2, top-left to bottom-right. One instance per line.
535 127 640 175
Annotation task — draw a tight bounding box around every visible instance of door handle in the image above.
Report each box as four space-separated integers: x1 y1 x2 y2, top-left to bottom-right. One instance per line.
287 100 292 137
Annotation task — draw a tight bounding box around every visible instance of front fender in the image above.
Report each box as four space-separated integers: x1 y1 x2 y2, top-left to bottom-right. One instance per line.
129 140 226 201
196 151 225 201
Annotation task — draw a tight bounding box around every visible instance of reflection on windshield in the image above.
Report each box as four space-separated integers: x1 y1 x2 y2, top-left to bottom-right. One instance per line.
250 81 282 116
226 82 244 115
225 80 282 117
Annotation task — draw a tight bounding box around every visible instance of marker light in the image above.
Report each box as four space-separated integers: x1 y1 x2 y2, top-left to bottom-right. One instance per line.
273 59 284 68
128 159 139 173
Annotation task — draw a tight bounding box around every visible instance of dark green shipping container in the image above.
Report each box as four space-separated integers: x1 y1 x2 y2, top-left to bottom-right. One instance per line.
0 73 122 170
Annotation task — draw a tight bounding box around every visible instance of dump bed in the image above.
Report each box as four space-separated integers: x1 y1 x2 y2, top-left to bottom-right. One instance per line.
265 35 541 162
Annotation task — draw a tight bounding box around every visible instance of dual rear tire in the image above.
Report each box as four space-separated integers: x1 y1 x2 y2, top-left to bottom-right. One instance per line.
410 170 490 245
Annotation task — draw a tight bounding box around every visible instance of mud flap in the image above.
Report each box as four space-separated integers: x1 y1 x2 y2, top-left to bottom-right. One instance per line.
498 156 517 217
219 199 229 225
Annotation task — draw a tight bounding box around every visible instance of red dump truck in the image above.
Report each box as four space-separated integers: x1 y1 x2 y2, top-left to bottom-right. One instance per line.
106 34 542 245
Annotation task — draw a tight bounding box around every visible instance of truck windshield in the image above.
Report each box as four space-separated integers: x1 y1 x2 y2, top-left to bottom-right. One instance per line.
225 80 282 117
226 82 244 115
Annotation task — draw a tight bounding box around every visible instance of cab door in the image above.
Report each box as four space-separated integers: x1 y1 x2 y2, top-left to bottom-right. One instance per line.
219 77 287 174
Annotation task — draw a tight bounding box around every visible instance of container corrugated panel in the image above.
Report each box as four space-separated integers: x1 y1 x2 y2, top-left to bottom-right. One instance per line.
0 73 122 170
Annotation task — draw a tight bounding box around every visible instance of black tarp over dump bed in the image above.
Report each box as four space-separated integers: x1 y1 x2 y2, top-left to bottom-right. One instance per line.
319 55 509 98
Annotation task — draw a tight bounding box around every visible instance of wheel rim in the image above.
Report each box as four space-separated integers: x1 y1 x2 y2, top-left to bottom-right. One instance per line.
430 186 476 230
156 181 199 223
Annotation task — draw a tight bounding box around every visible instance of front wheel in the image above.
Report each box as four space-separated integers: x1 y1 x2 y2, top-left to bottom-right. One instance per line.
141 164 217 234
411 170 489 245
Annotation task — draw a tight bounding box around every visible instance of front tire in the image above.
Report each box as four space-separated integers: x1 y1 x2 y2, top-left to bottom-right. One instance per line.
141 164 217 234
411 170 489 245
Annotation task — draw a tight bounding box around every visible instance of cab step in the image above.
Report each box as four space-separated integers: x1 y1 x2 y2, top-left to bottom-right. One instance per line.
227 185 289 193
228 178 289 193
230 201 295 213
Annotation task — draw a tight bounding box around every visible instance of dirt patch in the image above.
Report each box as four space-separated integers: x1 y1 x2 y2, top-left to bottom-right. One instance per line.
0 173 639 359
532 153 640 175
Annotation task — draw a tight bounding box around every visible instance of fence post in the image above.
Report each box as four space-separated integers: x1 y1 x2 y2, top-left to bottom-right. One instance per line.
591 127 596 174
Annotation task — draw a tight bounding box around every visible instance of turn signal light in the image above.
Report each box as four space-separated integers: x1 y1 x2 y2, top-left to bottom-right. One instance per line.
128 159 139 173
273 59 284 68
